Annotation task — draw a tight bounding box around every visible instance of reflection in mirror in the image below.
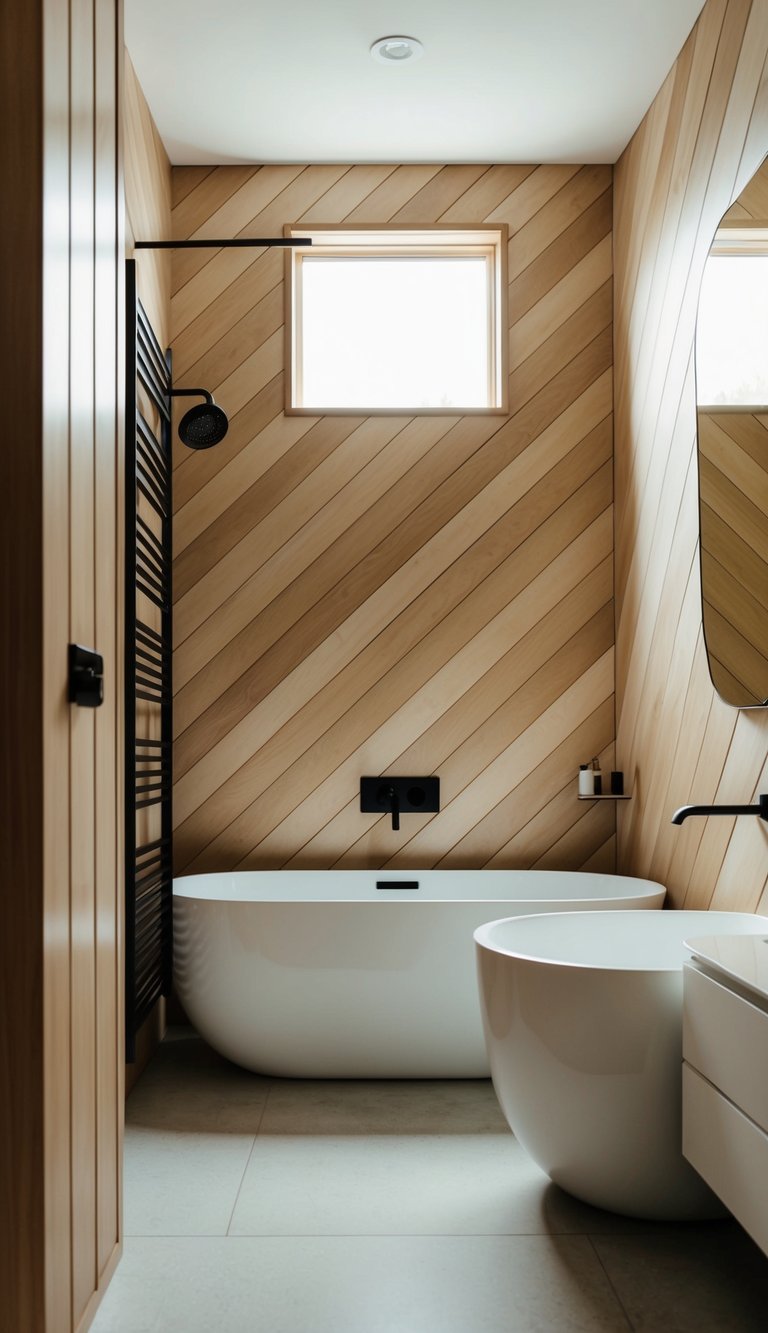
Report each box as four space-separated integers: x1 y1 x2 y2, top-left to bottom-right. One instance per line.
695 156 768 707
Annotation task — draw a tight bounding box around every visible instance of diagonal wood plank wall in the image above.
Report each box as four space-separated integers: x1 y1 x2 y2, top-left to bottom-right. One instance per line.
170 163 616 873
614 0 768 911
699 409 768 706
720 153 768 223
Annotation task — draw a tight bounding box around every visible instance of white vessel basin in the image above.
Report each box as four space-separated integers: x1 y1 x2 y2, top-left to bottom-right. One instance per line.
475 909 768 1218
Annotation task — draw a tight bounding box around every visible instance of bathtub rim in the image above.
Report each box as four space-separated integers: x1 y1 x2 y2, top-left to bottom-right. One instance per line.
474 908 766 974
172 868 667 906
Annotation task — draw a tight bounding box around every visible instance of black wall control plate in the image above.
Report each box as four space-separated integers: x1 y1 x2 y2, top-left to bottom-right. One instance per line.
360 776 440 816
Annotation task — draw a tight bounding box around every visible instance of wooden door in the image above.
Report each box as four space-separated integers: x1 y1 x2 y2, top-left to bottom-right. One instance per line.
0 2 124 1330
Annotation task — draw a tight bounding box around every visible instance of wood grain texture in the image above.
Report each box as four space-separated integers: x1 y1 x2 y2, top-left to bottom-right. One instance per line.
699 409 768 704
614 0 768 911
720 153 768 223
95 0 121 1284
69 2 98 1316
171 163 616 873
1 1 123 1330
0 0 46 1327
124 50 171 347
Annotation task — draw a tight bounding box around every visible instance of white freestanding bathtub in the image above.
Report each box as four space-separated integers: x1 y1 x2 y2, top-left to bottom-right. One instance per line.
475 909 768 1219
174 870 664 1077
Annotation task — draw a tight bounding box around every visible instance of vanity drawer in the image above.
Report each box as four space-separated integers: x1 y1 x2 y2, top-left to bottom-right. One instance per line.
683 962 768 1135
683 1064 768 1258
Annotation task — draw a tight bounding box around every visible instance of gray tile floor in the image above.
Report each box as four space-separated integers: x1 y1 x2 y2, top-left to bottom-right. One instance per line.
92 1029 768 1333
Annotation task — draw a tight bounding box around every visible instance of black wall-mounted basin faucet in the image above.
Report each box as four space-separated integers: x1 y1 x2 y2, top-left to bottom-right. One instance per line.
671 794 768 824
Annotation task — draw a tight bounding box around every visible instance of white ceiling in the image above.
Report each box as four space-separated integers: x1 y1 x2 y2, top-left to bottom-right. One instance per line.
125 0 707 165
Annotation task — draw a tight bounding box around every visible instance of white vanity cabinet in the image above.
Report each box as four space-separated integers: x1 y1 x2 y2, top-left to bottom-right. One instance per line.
682 935 768 1257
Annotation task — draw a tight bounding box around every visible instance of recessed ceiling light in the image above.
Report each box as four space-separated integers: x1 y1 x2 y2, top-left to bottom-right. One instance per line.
370 36 425 65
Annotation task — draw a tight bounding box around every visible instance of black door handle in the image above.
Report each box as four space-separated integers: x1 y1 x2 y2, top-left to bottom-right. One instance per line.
68 644 104 708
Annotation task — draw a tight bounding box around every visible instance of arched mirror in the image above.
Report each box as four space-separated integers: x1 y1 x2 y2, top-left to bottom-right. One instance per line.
695 156 768 706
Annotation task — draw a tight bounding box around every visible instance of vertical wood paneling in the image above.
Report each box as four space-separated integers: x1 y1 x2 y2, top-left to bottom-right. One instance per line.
69 2 98 1320
42 0 74 1316
171 163 616 872
42 640 77 1331
0 0 47 1326
614 0 768 909
95 0 121 1280
0 2 123 1329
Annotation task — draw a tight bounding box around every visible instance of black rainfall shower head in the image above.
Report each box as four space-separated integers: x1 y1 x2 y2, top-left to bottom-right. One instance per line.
178 401 229 449
170 388 229 450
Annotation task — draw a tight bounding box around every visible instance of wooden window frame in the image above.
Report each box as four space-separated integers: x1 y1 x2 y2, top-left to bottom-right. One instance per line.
284 223 509 416
711 225 768 255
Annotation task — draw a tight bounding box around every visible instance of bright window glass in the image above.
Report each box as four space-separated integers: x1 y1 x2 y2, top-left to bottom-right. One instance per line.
300 257 488 410
287 228 506 413
696 254 768 404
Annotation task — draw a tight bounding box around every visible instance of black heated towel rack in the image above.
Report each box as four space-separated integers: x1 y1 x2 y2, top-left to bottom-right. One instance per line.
125 259 173 1060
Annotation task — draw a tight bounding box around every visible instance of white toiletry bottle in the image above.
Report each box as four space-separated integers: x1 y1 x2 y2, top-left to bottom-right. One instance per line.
578 764 594 797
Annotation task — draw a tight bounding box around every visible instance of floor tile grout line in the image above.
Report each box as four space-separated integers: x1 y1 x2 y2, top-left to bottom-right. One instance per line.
115 1047 766 1333
224 1085 274 1237
586 1234 635 1332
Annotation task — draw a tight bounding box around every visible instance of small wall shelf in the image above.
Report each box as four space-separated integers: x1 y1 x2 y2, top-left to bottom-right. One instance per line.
578 794 632 801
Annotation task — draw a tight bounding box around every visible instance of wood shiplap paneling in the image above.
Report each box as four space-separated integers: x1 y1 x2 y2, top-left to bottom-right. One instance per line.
1 1 123 1330
1 2 46 1325
720 153 768 223
699 409 768 705
124 51 171 347
614 0 768 911
171 163 616 872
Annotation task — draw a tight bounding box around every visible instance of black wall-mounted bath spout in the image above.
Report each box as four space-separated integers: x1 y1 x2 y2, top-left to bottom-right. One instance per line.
671 794 768 824
360 776 440 831
383 786 400 831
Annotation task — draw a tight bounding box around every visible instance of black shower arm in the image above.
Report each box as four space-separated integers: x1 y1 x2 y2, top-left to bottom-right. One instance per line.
135 238 312 249
671 794 768 824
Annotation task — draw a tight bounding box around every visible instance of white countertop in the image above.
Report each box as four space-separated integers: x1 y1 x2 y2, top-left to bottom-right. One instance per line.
685 932 768 1005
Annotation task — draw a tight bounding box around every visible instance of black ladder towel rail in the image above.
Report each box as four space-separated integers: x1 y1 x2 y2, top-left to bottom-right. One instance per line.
125 259 173 1060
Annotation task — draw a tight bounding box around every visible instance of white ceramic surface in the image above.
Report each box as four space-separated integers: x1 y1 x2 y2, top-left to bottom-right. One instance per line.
682 951 768 1258
475 909 768 1219
173 870 665 1078
684 932 768 1004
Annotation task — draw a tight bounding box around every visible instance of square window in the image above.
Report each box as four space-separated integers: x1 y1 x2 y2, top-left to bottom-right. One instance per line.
285 226 508 414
